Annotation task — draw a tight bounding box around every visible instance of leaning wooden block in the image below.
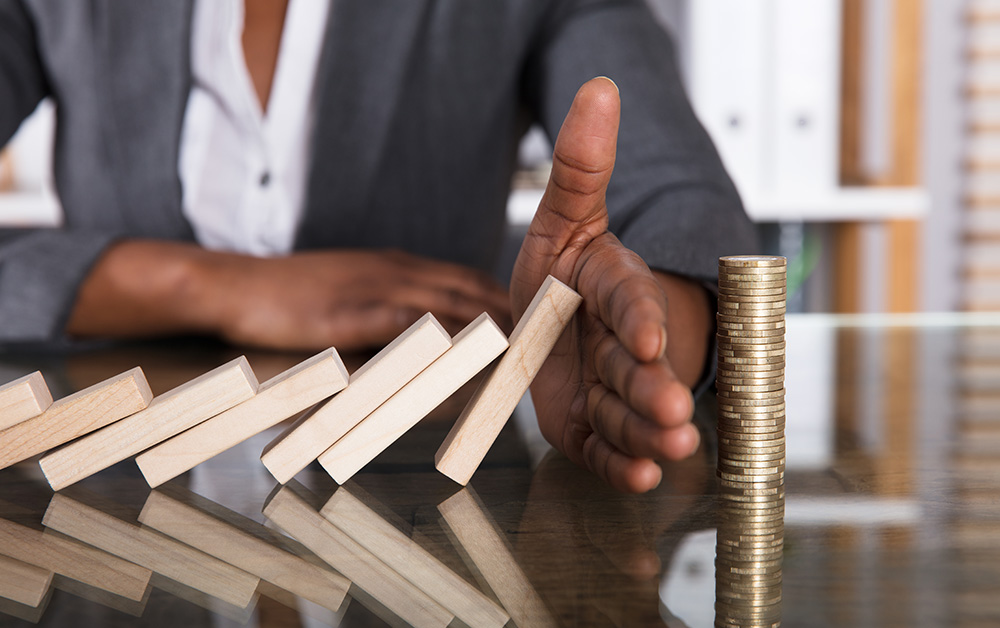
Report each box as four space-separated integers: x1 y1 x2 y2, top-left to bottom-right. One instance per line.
321 485 509 628
43 493 260 609
435 275 581 485
438 487 558 628
137 349 349 488
139 490 349 612
0 371 52 431
0 517 151 601
263 483 453 628
262 314 451 484
0 554 53 607
0 368 152 471
319 314 508 483
40 357 258 491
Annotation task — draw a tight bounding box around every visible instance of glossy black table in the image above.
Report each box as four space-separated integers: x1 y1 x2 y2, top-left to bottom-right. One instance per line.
0 314 995 627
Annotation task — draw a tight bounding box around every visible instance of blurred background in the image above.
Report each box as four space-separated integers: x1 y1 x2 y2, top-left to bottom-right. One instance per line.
0 0 973 315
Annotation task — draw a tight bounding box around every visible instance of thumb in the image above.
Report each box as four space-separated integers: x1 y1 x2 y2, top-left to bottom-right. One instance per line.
513 77 621 307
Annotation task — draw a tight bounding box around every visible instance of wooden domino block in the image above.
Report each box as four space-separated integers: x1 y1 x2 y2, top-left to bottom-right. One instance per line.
262 314 451 484
43 493 260 609
435 275 582 485
319 314 508 483
0 368 152 471
320 485 509 628
0 372 52 431
0 517 151 601
263 483 454 628
437 487 558 628
0 554 52 607
39 357 258 491
136 349 349 488
139 490 349 612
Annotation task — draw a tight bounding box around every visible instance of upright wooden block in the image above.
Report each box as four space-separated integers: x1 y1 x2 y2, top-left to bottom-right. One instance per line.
319 314 508 483
0 371 52 431
0 368 151 471
43 493 260 609
437 487 558 628
139 490 349 612
436 275 582 485
0 554 53 607
320 485 509 628
136 349 349 487
263 484 454 628
262 314 451 484
40 357 258 491
0 518 151 601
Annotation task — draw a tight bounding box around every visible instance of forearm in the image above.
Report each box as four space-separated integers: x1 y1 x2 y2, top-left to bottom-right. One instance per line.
652 270 711 390
66 239 234 340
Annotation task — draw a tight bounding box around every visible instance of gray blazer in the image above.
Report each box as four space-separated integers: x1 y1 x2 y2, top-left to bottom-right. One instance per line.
0 0 755 343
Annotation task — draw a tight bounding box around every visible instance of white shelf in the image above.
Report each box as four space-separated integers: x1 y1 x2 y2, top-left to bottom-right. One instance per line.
506 185 929 226
744 186 929 222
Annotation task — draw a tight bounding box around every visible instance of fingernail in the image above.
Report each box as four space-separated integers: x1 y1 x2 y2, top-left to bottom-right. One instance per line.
595 76 620 94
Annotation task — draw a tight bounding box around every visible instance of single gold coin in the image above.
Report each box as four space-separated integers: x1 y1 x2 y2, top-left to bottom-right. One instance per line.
719 256 787 268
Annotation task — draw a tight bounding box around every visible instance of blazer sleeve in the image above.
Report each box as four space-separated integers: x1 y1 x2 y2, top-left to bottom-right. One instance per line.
0 1 117 344
524 0 759 284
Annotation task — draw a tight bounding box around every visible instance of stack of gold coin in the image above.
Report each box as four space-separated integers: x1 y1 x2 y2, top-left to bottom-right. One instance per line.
714 255 786 628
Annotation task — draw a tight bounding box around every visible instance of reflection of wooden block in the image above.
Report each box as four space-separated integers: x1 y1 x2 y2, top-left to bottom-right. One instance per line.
43 493 260 608
436 276 581 485
54 576 151 617
40 357 258 491
0 554 52 607
0 368 151 471
0 518 151 601
438 487 558 627
320 314 508 483
137 349 349 487
321 485 508 627
139 490 349 612
262 314 451 484
151 573 259 624
0 587 52 623
0 372 52 431
263 484 453 628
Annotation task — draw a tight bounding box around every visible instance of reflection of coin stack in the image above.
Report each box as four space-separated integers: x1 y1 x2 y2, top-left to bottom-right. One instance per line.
714 256 786 628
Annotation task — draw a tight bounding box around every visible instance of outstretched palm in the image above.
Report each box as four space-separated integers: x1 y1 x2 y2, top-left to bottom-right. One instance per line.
511 78 702 493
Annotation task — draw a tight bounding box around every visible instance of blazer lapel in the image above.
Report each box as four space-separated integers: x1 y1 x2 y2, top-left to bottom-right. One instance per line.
297 0 430 249
98 0 195 239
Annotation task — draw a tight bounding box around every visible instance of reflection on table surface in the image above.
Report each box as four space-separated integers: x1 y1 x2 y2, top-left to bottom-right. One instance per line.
0 313 998 627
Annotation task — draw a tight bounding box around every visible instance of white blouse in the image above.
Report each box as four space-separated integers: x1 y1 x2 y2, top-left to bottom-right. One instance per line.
178 0 331 256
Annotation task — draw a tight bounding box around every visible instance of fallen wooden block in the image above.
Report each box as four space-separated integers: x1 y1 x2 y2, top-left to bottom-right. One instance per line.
0 368 152 471
0 371 52 431
0 554 52 607
438 487 558 628
319 314 508 483
136 349 349 488
40 357 258 491
262 314 451 484
435 275 582 485
139 490 349 612
43 493 260 609
0 517 151 601
263 483 453 628
320 484 509 628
